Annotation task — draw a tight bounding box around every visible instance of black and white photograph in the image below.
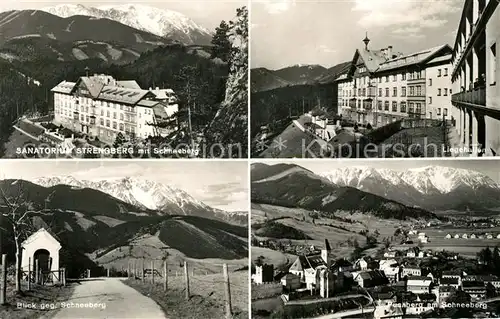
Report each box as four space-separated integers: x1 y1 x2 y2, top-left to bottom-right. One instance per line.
0 0 248 159
251 0 499 158
251 158 500 318
0 160 249 318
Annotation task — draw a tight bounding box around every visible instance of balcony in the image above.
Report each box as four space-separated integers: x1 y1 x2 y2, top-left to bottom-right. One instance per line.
407 77 426 84
451 88 486 106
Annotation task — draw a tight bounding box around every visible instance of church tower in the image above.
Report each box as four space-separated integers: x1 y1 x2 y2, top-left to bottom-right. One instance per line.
321 238 332 268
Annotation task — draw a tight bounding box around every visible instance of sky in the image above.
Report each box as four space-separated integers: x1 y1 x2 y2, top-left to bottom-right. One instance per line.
254 159 500 183
251 0 464 70
0 0 245 31
0 160 248 212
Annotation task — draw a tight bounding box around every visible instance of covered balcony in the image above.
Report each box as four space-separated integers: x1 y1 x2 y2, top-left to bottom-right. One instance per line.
451 87 486 106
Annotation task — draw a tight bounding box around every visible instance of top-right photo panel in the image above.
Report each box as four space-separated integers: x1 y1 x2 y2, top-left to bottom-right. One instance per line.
250 0 499 158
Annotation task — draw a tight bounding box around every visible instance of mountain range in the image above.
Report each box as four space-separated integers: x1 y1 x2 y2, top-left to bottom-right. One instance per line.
0 4 214 64
33 176 247 225
40 4 213 45
250 62 350 93
320 166 500 212
251 163 437 221
0 179 247 276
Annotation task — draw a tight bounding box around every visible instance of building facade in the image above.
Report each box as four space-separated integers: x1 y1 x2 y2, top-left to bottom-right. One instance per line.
337 35 453 127
52 74 179 145
450 0 499 156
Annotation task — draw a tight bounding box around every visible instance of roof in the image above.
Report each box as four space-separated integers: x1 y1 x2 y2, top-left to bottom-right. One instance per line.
289 254 326 272
333 258 353 268
98 86 150 105
427 54 452 65
440 277 459 285
137 100 161 108
116 80 142 90
407 276 432 285
21 228 61 248
79 76 105 98
377 45 451 72
51 81 76 94
442 270 462 276
356 48 388 73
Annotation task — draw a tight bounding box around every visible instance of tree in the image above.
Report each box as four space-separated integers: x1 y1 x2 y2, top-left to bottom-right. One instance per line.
255 255 265 267
211 20 231 62
0 181 38 293
113 132 127 148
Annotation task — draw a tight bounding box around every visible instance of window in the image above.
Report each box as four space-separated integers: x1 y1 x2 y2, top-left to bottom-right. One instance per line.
444 88 448 96
438 88 442 96
402 87 406 97
392 101 397 112
106 120 110 127
450 89 452 94
385 88 389 97
379 77 382 83
362 88 366 96
384 101 389 111
379 88 382 97
393 75 397 82
393 87 397 96
437 108 441 116
444 68 448 76
385 76 389 82
113 112 117 119
444 108 448 116
100 118 104 126
490 43 497 85
120 113 124 120
107 110 110 118
119 123 124 131
358 88 361 96
416 86 422 96
429 78 432 86
377 101 382 110
409 102 414 113
416 103 422 114
429 97 432 104
113 122 117 129
409 87 415 96
438 69 442 77
400 102 406 113
402 73 406 80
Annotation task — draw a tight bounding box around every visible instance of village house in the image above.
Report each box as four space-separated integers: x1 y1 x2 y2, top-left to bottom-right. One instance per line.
254 264 274 284
402 266 422 278
280 273 301 290
437 286 456 304
407 276 433 294
439 276 460 289
354 257 379 271
332 258 354 273
406 247 420 258
384 251 398 258
471 234 477 239
462 281 487 301
445 234 451 239
462 233 468 239
21 228 62 284
418 233 429 243
353 270 389 288
405 293 436 315
453 234 460 239
379 259 400 283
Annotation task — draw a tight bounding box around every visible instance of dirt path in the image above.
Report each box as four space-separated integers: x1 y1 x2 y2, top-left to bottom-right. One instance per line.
51 278 167 319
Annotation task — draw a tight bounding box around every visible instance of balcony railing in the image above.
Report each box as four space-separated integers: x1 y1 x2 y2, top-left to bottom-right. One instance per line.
407 77 426 83
451 88 486 106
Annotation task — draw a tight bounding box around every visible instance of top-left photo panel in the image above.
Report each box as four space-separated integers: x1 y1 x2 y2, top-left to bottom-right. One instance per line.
0 1 248 159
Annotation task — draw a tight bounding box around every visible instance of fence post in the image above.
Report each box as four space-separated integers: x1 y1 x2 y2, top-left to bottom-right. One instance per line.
28 257 31 290
128 261 131 278
1 254 6 305
87 269 91 278
134 259 137 279
142 258 145 281
184 261 190 300
164 260 168 291
223 263 232 319
107 268 110 278
35 259 39 284
151 260 155 284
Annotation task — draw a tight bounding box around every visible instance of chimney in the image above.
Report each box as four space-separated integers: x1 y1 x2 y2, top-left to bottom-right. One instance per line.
387 46 393 59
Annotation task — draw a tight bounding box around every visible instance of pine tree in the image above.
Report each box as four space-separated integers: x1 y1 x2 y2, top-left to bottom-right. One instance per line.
211 20 231 62
113 132 127 148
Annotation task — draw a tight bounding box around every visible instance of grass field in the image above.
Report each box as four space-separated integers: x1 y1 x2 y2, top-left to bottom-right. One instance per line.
0 281 74 319
125 268 248 319
252 247 296 268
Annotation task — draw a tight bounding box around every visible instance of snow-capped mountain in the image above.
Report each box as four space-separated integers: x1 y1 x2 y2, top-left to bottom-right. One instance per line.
320 166 500 211
32 176 247 224
40 4 213 45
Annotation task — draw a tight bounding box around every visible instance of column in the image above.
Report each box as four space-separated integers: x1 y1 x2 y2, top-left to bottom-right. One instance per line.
472 111 479 151
465 58 471 90
458 107 463 140
472 0 479 25
464 110 470 148
472 48 479 84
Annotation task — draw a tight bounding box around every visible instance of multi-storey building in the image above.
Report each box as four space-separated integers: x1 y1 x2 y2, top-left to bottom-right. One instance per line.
450 0 499 156
52 74 179 145
337 34 453 127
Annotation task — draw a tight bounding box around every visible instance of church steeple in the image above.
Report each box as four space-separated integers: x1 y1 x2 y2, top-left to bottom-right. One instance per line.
363 32 370 51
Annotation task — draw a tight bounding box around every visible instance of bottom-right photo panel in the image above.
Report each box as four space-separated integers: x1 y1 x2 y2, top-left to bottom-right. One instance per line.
251 159 500 319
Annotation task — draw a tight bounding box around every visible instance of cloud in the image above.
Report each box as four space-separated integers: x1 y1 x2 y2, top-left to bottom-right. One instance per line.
193 183 248 211
318 44 337 54
352 0 461 37
258 0 296 15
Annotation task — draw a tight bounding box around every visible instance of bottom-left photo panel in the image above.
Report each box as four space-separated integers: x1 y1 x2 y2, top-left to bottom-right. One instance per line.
0 160 249 319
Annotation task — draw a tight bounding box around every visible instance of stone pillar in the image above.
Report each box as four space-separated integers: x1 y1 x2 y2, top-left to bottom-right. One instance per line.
458 107 463 141
465 57 471 91
472 0 479 25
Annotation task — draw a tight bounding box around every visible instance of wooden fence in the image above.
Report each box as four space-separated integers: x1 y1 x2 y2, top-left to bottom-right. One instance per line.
87 258 236 319
0 254 67 305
